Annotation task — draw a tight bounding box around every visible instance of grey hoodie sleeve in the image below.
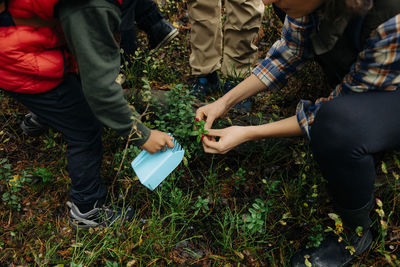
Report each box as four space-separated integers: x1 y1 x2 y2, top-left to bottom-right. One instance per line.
58 0 150 146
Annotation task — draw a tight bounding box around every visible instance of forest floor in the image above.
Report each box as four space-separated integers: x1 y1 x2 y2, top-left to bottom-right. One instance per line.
1 2 399 266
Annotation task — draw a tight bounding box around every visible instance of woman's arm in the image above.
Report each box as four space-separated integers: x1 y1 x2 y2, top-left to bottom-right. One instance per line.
219 74 268 110
196 15 314 130
202 115 303 154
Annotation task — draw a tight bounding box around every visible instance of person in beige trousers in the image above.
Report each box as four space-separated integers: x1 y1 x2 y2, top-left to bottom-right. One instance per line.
189 0 264 110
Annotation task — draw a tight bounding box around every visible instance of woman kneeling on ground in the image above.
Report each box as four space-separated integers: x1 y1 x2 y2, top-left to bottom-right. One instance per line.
196 0 400 265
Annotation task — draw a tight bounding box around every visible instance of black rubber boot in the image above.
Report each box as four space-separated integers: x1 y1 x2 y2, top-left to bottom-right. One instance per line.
290 197 374 267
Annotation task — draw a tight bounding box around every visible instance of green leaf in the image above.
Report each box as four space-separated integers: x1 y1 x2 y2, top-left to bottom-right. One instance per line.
189 131 199 136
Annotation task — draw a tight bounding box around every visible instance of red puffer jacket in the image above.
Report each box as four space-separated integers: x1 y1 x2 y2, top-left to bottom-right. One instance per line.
0 0 122 94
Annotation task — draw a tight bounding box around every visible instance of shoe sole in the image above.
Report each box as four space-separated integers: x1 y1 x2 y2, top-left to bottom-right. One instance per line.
152 28 179 51
68 209 103 230
69 217 102 230
68 206 133 230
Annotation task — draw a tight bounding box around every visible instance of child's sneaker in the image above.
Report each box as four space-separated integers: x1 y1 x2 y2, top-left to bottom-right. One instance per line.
190 71 220 98
148 18 179 50
20 112 47 137
67 201 134 229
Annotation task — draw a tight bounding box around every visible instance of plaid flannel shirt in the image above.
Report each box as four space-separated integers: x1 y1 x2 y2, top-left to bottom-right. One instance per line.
253 14 400 138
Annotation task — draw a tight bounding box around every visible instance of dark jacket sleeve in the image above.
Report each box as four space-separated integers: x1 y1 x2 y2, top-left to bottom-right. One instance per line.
57 0 150 146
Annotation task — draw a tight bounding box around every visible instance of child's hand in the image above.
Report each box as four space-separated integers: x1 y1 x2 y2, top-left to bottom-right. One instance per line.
141 130 174 154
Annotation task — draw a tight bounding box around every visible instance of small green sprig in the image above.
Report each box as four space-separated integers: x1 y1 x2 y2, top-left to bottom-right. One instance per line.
191 118 209 143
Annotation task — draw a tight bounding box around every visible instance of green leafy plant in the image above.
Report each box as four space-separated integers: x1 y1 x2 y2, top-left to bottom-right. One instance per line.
242 198 272 234
193 196 210 216
153 84 202 156
32 167 53 183
0 159 32 211
233 167 247 189
43 128 61 149
0 158 11 180
306 224 324 248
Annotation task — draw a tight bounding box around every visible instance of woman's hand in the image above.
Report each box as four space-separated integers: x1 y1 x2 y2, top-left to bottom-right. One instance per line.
202 126 249 154
196 74 268 129
141 130 174 154
196 99 229 130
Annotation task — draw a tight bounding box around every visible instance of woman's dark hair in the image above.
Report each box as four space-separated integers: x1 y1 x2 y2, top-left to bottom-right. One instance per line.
324 0 373 19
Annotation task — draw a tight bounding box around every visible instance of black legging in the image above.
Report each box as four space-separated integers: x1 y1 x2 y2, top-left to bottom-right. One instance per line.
310 89 400 210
